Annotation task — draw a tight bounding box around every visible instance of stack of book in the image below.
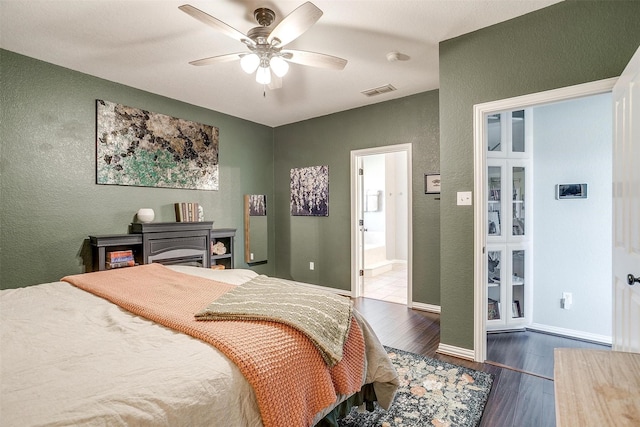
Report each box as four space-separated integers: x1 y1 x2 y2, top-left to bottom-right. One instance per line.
106 250 135 269
174 202 200 222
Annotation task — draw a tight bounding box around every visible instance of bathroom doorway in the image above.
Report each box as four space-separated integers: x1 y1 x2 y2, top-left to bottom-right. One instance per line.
350 144 412 305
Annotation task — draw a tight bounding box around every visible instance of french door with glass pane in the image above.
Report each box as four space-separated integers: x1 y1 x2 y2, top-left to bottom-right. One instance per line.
486 110 532 330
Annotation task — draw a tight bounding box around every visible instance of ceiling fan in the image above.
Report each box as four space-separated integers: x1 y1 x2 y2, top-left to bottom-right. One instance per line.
179 2 347 88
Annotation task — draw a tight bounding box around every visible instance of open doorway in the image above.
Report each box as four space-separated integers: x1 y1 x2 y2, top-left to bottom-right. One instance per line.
350 144 412 305
473 78 617 370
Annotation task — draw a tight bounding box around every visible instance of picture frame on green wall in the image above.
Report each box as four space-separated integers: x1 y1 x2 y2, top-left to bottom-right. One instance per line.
425 173 441 194
96 99 220 191
290 165 329 216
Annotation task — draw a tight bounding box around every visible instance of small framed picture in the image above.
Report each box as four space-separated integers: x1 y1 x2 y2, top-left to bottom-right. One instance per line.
512 301 522 318
556 183 587 200
488 298 500 320
425 173 441 194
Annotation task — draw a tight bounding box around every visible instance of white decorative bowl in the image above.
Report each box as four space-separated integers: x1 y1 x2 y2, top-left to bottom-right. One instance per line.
137 208 155 223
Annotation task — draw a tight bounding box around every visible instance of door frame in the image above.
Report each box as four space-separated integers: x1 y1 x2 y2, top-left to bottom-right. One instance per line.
472 78 617 362
350 143 413 305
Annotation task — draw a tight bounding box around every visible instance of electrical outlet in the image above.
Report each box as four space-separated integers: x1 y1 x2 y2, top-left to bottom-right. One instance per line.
250 253 254 261
309 262 315 270
457 191 472 206
561 292 572 309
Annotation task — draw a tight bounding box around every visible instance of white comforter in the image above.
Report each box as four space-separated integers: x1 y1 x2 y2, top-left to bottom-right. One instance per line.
1 267 263 426
1 267 397 426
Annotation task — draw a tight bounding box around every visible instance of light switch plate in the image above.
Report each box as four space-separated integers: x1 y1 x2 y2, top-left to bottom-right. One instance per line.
457 191 472 206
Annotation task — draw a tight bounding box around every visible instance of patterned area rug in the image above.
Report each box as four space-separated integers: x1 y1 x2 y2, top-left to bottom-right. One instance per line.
338 347 493 427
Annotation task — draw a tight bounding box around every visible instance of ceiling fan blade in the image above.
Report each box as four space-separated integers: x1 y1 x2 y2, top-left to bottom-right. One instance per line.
189 52 244 66
179 4 254 46
267 2 323 47
282 49 347 70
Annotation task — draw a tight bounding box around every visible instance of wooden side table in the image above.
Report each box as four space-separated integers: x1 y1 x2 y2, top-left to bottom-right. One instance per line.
90 222 236 271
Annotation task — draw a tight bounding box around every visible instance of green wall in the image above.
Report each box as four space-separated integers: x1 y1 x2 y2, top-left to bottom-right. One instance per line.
0 50 275 289
273 91 441 304
0 48 441 299
438 0 640 349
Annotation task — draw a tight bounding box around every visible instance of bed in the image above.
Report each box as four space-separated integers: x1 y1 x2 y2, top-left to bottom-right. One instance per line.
0 264 398 426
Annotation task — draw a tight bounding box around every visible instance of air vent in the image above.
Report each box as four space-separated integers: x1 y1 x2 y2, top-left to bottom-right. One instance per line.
361 84 397 97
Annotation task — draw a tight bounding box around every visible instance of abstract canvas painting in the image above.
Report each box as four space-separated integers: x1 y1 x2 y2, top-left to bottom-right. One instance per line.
290 165 329 216
96 100 219 190
248 194 267 216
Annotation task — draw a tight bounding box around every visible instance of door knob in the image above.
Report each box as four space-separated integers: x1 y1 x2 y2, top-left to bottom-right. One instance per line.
628 274 640 286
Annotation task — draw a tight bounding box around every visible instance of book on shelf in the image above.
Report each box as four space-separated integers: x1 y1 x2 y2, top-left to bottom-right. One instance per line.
106 260 135 269
107 250 133 261
174 202 201 222
108 256 134 263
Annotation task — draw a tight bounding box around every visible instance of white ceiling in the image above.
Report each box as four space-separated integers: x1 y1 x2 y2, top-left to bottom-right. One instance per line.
0 0 562 127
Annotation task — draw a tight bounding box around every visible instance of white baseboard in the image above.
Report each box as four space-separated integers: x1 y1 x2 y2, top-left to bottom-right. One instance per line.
436 343 475 361
411 302 441 314
528 323 612 345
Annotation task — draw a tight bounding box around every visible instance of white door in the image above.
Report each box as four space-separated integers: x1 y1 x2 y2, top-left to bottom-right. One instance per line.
612 46 640 353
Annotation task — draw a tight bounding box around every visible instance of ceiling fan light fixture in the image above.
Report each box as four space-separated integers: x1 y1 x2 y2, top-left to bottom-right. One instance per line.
270 56 289 77
256 66 271 85
240 54 260 74
181 2 347 91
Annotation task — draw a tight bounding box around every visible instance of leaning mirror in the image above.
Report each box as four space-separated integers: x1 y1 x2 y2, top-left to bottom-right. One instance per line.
244 194 268 263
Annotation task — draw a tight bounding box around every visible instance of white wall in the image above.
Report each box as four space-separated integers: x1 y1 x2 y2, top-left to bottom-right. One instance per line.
363 154 386 237
362 152 408 262
532 92 612 340
386 151 408 261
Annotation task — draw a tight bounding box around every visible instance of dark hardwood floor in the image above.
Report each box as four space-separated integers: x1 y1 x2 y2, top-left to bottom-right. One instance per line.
487 329 610 380
353 297 604 427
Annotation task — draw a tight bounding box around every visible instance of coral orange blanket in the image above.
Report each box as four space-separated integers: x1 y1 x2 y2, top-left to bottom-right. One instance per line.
62 264 366 427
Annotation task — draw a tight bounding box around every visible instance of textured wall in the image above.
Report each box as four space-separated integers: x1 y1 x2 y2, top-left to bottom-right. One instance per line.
0 50 275 289
273 91 441 304
533 94 612 336
438 1 640 349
